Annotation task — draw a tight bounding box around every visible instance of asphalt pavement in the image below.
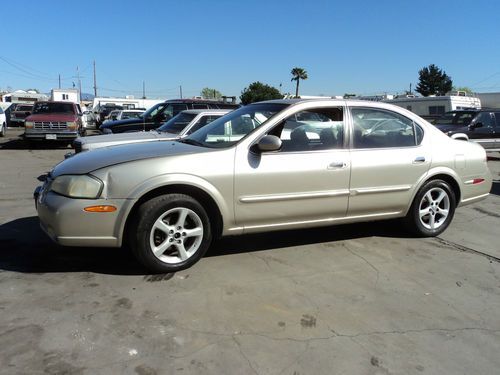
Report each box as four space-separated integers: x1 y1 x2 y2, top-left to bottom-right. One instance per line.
0 128 499 375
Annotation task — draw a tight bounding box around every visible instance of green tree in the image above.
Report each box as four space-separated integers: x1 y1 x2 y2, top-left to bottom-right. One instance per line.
290 67 308 98
415 64 453 96
240 82 282 105
452 86 473 94
201 87 222 100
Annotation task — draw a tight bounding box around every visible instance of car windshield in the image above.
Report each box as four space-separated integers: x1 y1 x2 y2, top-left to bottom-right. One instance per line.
435 111 477 126
157 112 197 134
32 102 74 114
142 103 167 118
181 103 289 148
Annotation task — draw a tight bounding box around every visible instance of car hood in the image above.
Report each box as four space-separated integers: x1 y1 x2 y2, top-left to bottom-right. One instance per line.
27 113 77 122
79 131 179 150
99 117 147 129
51 140 209 176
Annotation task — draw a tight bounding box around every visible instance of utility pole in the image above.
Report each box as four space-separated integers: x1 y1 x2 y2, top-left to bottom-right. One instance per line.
58 74 61 89
93 60 97 98
409 83 412 94
179 85 183 99
142 81 146 99
77 66 82 101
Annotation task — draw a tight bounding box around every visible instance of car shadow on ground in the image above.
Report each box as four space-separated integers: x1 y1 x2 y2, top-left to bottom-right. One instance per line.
0 215 413 276
0 137 74 150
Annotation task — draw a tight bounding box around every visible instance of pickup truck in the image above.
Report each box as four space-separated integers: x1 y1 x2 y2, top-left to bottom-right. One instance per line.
24 101 84 144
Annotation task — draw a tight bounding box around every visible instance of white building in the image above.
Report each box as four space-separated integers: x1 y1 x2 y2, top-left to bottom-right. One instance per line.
51 89 80 103
476 92 500 108
91 96 165 111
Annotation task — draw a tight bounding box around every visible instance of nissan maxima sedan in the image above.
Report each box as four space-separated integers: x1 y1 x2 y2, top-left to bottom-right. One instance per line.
35 99 492 273
72 109 231 154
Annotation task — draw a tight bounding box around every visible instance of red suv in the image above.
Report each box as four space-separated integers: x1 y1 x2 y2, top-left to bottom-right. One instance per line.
24 101 84 144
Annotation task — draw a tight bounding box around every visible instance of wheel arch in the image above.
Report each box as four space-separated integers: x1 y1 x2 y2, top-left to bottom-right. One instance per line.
122 183 225 247
450 133 469 141
406 170 462 215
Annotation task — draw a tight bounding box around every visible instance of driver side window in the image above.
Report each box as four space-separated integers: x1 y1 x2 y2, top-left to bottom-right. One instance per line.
272 107 344 152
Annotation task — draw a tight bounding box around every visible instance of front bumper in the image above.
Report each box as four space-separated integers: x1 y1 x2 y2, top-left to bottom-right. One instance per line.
24 131 78 141
34 184 131 247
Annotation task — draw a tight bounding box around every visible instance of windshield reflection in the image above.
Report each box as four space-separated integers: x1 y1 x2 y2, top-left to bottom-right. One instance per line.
182 103 288 148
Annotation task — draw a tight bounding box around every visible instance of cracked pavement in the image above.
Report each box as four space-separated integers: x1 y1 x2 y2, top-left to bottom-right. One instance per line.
1 129 499 374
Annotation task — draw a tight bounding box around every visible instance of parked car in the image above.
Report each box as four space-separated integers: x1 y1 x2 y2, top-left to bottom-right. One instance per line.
99 99 240 134
24 101 84 144
73 109 230 153
103 109 145 123
34 99 492 273
0 107 6 137
95 104 123 126
10 103 34 126
433 109 500 151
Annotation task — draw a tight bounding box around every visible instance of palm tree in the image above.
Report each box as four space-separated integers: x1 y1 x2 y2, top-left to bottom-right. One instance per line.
290 67 308 98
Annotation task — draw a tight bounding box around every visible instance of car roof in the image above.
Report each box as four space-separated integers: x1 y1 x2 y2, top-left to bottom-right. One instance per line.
181 109 232 115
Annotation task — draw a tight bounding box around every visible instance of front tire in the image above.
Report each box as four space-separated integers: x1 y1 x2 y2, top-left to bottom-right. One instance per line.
0 123 5 137
130 194 212 273
405 179 456 237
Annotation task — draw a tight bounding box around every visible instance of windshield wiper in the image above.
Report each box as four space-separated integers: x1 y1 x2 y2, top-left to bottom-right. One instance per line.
178 138 205 147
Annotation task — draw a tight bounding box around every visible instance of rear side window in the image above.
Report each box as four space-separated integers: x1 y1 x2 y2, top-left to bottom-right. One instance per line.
472 112 494 127
351 107 422 149
494 113 500 127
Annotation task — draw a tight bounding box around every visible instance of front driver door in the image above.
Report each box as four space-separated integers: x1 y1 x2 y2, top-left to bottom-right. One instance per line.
234 106 350 231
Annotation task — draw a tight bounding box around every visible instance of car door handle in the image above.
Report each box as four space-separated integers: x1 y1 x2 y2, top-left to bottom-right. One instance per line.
413 156 426 163
328 161 347 169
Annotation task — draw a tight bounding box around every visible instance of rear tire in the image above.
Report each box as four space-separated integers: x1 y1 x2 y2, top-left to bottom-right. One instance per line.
404 179 456 237
129 194 212 273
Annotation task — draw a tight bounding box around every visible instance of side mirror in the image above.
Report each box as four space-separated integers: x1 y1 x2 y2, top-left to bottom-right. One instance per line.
469 122 482 130
256 135 282 152
25 111 31 116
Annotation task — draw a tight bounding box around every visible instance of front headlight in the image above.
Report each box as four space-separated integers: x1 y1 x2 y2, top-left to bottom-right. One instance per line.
51 175 103 199
67 121 77 130
25 121 34 129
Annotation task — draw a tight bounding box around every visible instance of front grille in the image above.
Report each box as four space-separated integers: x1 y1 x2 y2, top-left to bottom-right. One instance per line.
34 121 68 130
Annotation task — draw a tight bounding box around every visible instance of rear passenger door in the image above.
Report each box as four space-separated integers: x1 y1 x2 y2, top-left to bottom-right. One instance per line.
348 106 430 216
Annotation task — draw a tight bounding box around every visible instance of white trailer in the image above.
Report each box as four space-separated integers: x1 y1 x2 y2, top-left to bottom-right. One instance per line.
385 95 481 120
91 97 164 111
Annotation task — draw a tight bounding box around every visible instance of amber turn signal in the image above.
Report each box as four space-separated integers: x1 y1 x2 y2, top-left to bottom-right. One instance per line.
84 205 117 213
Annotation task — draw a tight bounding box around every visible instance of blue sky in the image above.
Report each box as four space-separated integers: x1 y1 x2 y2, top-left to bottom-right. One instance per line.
1 0 499 98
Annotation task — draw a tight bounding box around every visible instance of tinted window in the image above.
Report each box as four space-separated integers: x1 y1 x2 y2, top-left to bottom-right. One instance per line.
429 106 445 115
193 104 209 109
276 107 344 152
472 112 494 127
16 105 33 112
187 115 221 134
157 112 197 134
33 102 75 114
352 108 419 148
494 113 500 127
436 111 477 126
